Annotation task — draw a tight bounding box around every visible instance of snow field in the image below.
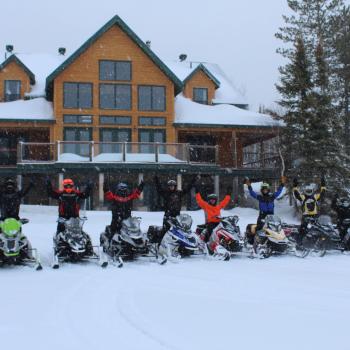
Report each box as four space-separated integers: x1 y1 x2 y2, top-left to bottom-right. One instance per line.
1 204 350 350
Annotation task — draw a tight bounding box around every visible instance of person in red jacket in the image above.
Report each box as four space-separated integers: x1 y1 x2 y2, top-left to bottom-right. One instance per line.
46 178 92 233
103 180 144 239
195 186 232 242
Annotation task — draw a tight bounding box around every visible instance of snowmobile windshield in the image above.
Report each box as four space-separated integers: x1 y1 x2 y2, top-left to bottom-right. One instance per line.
176 214 193 231
65 218 84 234
265 215 282 232
0 218 21 237
317 215 332 227
123 217 141 232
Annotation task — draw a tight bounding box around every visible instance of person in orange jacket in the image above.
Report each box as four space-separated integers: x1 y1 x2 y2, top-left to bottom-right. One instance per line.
195 185 232 242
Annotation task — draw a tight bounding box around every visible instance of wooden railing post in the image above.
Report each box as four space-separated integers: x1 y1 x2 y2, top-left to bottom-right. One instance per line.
17 141 23 163
155 143 159 163
57 141 61 161
122 142 126 162
90 141 94 162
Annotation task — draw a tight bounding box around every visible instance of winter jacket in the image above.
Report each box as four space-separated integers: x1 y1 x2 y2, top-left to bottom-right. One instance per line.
195 193 231 223
105 188 142 220
293 186 326 216
0 183 33 220
155 177 194 217
248 185 284 215
331 197 350 224
47 183 91 219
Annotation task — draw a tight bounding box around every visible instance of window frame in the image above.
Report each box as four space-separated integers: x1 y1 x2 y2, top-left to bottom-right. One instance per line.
63 114 93 124
99 115 132 125
138 85 166 112
99 60 132 81
63 82 93 109
138 128 166 143
99 83 132 110
4 80 21 102
138 116 166 126
193 87 209 105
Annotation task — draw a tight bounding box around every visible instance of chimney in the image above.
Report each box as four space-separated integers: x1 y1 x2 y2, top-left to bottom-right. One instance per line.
146 40 151 48
179 54 187 62
6 45 14 53
58 47 66 55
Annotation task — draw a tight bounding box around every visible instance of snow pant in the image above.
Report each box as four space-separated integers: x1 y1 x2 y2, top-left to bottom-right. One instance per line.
109 214 124 238
296 215 317 245
204 222 219 242
257 212 272 230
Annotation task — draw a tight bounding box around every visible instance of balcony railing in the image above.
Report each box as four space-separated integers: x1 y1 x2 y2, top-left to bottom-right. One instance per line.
17 141 218 165
242 151 280 169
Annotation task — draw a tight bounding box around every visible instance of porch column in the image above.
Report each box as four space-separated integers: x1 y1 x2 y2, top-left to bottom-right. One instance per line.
99 173 105 207
214 175 220 197
232 131 238 168
138 173 144 200
17 174 22 190
177 174 182 190
58 173 64 190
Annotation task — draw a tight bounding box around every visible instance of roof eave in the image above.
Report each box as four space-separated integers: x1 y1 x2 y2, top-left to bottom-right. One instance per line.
0 55 36 85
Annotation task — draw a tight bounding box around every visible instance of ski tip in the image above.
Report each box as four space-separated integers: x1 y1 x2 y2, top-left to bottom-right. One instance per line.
52 264 60 269
36 264 43 271
101 261 108 268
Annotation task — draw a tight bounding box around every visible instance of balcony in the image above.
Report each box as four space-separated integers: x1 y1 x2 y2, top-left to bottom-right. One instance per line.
17 141 219 165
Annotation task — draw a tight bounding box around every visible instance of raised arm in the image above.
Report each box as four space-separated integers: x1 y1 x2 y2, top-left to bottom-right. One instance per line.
292 178 303 202
195 192 208 210
19 181 34 198
46 178 60 200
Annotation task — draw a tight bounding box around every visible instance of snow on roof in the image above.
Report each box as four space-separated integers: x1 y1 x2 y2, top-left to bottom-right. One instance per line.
174 95 278 127
164 60 247 105
1 53 65 97
0 97 54 120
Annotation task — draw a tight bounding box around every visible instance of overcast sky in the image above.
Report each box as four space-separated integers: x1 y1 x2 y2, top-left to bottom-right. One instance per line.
1 0 296 110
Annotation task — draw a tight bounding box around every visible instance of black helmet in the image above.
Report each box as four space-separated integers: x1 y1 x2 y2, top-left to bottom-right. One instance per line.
4 178 16 193
260 183 271 194
115 182 128 196
207 193 218 205
167 180 177 189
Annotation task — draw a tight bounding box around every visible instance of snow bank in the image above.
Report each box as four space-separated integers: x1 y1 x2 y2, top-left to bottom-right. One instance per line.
0 97 54 120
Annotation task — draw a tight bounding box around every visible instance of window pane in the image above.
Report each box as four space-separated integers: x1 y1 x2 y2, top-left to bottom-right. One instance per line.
115 116 131 125
139 117 152 126
100 84 115 109
117 130 130 142
78 115 92 123
101 130 113 142
5 80 21 101
139 130 151 143
78 84 92 109
138 86 152 110
64 129 76 141
153 117 166 126
100 61 115 80
152 86 165 111
100 116 131 125
115 85 131 110
116 62 131 81
193 88 208 104
63 115 78 123
154 130 165 143
78 129 91 141
64 83 78 108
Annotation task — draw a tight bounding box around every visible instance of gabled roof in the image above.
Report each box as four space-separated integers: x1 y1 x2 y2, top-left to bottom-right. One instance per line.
0 54 35 85
45 15 183 99
183 63 220 89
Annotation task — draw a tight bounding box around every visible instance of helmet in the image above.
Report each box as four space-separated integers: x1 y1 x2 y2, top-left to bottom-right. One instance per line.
207 193 218 205
304 185 314 196
62 178 74 193
115 182 129 196
4 178 16 193
260 183 270 194
167 180 177 189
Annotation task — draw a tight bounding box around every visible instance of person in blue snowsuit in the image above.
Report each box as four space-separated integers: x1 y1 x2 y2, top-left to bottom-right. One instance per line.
246 176 286 230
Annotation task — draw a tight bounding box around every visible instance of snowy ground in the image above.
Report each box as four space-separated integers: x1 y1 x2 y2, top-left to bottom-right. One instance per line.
2 203 350 350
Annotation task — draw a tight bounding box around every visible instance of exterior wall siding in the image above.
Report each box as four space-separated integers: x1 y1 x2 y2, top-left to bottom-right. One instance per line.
183 70 216 104
52 25 176 144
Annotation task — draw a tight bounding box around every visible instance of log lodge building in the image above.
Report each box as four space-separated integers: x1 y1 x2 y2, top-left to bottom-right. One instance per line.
0 15 280 210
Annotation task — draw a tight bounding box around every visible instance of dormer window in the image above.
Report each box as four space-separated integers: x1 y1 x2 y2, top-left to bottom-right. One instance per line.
193 87 208 105
4 80 21 102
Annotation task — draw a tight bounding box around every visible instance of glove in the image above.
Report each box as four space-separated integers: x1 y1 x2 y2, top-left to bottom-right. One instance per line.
244 177 251 186
321 176 326 187
226 186 233 195
103 181 109 193
138 180 144 192
293 178 298 187
281 176 287 185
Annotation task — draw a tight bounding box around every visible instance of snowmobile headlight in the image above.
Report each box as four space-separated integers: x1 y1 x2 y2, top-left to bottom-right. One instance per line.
307 223 312 229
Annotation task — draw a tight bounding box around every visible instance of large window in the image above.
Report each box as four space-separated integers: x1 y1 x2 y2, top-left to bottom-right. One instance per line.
100 128 131 153
138 117 166 126
138 86 166 111
99 115 131 125
63 128 92 157
4 80 21 102
99 60 131 81
138 129 166 153
63 115 93 124
193 88 208 104
100 84 131 110
63 83 92 109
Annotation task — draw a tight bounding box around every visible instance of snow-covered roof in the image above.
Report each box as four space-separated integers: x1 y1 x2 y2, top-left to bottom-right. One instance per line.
165 60 247 106
0 97 54 120
174 95 278 127
0 53 65 97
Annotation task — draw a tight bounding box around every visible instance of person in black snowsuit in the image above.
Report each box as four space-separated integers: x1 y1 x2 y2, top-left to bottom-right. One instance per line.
103 181 144 239
46 178 92 234
0 178 34 220
332 194 350 240
154 176 196 236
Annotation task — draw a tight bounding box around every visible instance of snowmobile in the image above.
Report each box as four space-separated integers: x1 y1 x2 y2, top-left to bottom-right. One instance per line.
301 215 342 257
0 218 42 270
196 215 243 261
157 214 206 259
246 215 289 259
337 218 350 251
100 217 167 267
52 217 108 269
